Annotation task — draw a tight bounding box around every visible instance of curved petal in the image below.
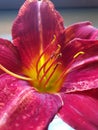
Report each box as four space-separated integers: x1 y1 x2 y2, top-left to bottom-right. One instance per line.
59 39 98 93
0 74 62 130
58 90 98 130
65 21 98 43
61 63 98 93
12 0 65 69
0 38 21 74
60 39 98 68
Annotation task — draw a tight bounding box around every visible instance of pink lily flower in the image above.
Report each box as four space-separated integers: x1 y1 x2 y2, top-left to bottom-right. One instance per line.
0 0 98 130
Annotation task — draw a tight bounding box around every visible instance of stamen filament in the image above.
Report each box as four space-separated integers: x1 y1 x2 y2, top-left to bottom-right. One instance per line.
37 52 61 80
43 63 60 88
37 56 52 80
39 59 57 84
36 35 56 74
54 51 85 85
54 62 72 86
36 44 51 75
0 64 32 81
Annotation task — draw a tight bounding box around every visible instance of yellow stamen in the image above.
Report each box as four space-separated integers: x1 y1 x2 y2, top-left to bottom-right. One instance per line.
54 44 61 56
0 64 32 81
73 51 85 58
39 58 60 84
43 63 61 88
53 51 85 89
36 35 56 75
36 41 61 81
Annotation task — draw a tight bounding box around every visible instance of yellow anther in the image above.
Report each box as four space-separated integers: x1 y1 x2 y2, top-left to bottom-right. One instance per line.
57 44 61 50
74 51 85 59
57 53 62 58
0 64 32 81
54 44 61 56
51 35 56 44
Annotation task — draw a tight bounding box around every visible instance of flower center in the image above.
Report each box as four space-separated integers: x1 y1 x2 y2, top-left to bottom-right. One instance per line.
0 35 85 94
22 39 63 93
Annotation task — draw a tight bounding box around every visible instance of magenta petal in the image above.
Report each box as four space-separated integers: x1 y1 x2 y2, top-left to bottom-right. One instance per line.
60 39 98 92
58 91 98 130
12 0 65 68
61 63 98 93
0 74 62 130
0 38 21 74
65 21 98 43
60 39 98 68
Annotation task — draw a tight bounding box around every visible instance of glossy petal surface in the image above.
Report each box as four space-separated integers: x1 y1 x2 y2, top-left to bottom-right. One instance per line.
58 90 98 130
0 74 62 130
0 38 21 74
60 39 98 68
65 21 98 43
12 0 65 68
60 39 98 92
61 63 98 93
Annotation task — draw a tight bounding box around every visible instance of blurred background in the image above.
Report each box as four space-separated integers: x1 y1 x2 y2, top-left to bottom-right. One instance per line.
0 0 98 36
